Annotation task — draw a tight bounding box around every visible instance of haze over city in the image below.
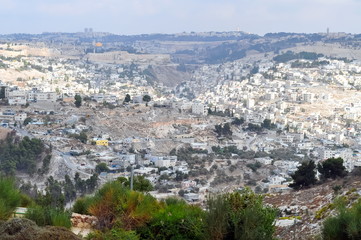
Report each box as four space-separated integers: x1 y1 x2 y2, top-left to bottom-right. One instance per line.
1 0 361 35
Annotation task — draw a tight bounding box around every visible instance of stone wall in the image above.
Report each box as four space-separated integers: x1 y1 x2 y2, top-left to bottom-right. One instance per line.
71 213 98 228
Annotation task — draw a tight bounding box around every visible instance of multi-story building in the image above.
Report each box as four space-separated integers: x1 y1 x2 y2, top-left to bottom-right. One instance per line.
192 103 207 115
8 91 27 105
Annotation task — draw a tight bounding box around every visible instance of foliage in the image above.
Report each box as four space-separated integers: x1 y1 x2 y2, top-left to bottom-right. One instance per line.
0 177 23 220
315 203 334 220
261 119 276 130
215 123 232 138
63 174 76 203
38 154 51 175
246 162 262 172
72 196 95 215
174 147 209 167
291 59 330 68
36 176 65 209
87 181 161 230
95 163 110 174
246 123 263 132
142 95 151 103
317 157 347 180
321 198 361 240
244 119 276 132
0 132 45 175
205 195 228 240
23 117 33 126
124 94 131 103
69 130 88 143
212 145 261 159
87 228 139 240
208 108 233 117
117 175 154 192
205 188 277 240
269 147 302 161
74 94 82 108
289 160 317 190
138 199 205 240
25 206 72 228
74 172 99 195
273 51 324 63
231 117 244 126
72 183 277 239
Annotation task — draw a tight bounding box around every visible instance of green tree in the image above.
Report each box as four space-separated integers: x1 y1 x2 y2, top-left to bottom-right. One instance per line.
74 94 82 108
23 117 32 126
117 175 153 192
63 174 76 203
215 123 232 138
318 157 347 180
85 173 99 193
289 160 317 190
0 134 45 176
124 94 131 103
231 117 244 126
36 176 65 209
142 95 151 103
73 172 98 195
0 177 23 220
95 163 109 174
77 131 87 143
0 86 6 99
261 119 273 129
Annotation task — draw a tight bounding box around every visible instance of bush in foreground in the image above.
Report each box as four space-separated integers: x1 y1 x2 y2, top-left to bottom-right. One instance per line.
0 177 27 220
74 181 276 240
322 198 361 240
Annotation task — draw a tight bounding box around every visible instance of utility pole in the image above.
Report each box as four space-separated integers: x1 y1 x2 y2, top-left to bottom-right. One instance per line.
130 165 134 191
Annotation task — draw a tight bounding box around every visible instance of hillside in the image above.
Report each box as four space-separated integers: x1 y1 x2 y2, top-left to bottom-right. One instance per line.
266 175 361 239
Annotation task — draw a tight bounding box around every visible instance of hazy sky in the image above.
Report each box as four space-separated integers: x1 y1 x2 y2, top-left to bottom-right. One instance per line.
1 0 360 35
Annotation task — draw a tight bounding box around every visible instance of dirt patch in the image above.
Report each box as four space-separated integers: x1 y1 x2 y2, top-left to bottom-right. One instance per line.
0 218 81 240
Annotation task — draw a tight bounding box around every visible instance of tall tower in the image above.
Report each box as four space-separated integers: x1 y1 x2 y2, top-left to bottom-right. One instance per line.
327 27 329 35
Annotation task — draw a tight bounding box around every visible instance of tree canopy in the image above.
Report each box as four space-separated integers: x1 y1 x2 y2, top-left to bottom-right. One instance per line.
117 175 154 192
317 157 347 180
215 123 232 138
289 160 317 190
124 94 131 103
74 94 82 108
0 132 46 176
142 95 151 103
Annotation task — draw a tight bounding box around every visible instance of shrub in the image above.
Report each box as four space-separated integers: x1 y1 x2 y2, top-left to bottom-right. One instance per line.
88 181 161 230
87 228 139 240
51 210 72 228
0 177 23 220
205 188 277 240
25 206 71 229
72 196 94 215
138 199 205 240
322 198 361 239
